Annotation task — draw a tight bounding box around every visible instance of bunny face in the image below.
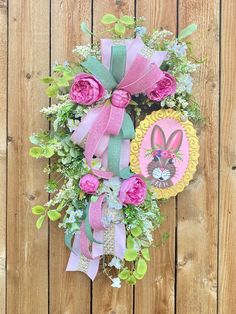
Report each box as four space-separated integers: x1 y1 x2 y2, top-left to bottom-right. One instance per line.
147 125 183 188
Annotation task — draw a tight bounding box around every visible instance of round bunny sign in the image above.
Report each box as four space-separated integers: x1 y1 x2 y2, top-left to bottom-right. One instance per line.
130 109 199 199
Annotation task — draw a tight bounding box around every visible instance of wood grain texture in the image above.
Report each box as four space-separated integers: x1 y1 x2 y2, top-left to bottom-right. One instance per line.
135 1 177 313
177 1 219 313
92 1 135 313
219 0 236 313
6 1 236 313
7 0 50 313
0 0 7 313
50 1 91 314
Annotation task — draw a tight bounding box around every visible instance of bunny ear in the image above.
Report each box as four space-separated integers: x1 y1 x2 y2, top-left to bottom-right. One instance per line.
166 129 183 152
151 125 166 149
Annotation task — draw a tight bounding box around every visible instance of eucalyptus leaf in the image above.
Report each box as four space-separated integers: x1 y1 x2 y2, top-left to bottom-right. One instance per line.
131 226 142 237
141 248 150 261
119 15 135 25
46 84 59 98
53 64 65 72
69 147 79 158
137 258 147 275
127 235 135 249
29 146 43 158
63 71 75 81
133 270 144 280
43 147 54 158
178 23 198 41
32 205 46 215
29 135 39 145
47 210 61 221
81 21 92 35
126 275 137 285
56 77 69 87
64 232 74 250
119 268 130 280
101 14 117 24
114 23 126 36
36 215 45 229
41 76 54 84
124 249 138 261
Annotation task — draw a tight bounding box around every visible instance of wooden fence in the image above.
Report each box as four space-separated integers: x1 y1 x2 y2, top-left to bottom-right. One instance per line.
1 0 235 313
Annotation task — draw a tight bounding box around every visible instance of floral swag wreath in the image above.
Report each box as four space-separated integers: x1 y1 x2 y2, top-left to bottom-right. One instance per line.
30 14 201 288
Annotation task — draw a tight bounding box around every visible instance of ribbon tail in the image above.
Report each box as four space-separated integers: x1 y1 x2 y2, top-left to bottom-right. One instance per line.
93 223 126 260
66 233 100 281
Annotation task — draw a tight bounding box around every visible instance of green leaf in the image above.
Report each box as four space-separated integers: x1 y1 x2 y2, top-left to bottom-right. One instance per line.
133 270 144 280
114 23 126 36
46 84 59 97
56 77 69 87
63 71 75 81
40 76 54 84
36 215 45 229
69 147 79 158
32 205 45 215
43 147 54 158
29 135 39 145
90 195 99 203
127 235 135 249
119 268 130 280
119 15 135 25
53 64 65 72
29 146 43 158
137 258 147 275
178 23 198 41
101 14 117 25
70 222 80 233
65 232 74 250
47 210 61 221
81 21 92 35
126 275 137 285
141 248 150 261
124 249 138 261
131 226 142 237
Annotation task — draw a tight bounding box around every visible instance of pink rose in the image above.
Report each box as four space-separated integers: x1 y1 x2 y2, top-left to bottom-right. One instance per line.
147 71 176 102
119 175 147 206
70 73 105 105
79 174 100 194
112 89 131 109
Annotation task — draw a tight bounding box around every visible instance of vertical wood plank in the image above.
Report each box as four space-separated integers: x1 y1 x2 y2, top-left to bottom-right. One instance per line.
92 1 134 313
135 2 177 313
177 1 219 313
7 0 50 313
50 1 91 313
0 0 7 313
219 0 236 313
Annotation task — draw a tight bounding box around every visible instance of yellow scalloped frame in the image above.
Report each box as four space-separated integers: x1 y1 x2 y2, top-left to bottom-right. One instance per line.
130 109 200 199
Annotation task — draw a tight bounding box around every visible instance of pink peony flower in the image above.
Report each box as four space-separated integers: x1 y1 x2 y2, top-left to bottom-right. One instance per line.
70 73 105 105
79 174 100 194
111 89 131 109
119 175 147 206
146 71 176 102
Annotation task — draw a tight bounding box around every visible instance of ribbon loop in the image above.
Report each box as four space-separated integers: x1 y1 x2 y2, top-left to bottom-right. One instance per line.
82 56 117 90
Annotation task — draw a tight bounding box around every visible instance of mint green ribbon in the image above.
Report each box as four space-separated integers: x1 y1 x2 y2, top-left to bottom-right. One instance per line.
108 113 134 179
82 56 117 90
84 203 103 244
110 45 126 83
82 47 134 179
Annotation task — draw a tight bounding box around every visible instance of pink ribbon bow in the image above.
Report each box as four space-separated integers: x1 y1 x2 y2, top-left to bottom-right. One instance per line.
71 37 166 178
